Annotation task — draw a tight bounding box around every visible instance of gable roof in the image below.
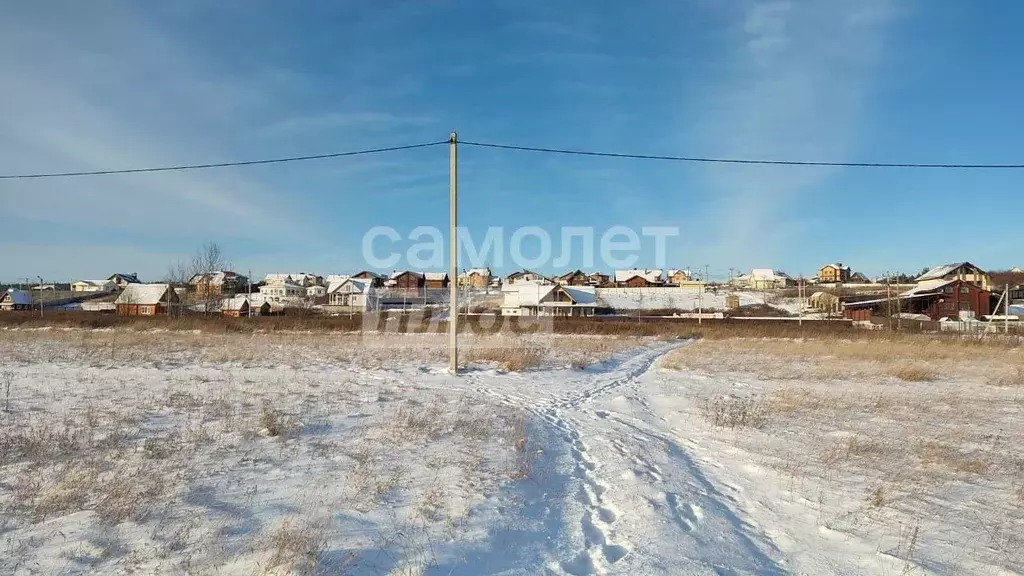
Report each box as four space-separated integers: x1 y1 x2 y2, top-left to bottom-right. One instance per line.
424 272 448 281
327 278 372 295
614 269 663 283
115 284 175 305
819 263 850 272
1 290 33 305
108 273 140 283
916 262 987 282
464 268 491 277
221 296 250 311
73 279 114 287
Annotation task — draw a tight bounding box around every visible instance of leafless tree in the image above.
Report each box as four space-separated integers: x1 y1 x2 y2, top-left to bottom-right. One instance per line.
164 242 231 316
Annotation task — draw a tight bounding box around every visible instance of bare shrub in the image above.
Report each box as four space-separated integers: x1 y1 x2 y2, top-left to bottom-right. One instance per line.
702 396 769 429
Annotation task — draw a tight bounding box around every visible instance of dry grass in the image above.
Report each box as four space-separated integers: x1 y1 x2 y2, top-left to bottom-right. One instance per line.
665 335 1024 573
265 517 332 575
462 339 544 371
887 365 937 382
701 396 769 429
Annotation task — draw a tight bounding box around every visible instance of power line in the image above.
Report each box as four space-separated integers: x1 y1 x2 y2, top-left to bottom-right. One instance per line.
460 140 1024 169
0 140 448 180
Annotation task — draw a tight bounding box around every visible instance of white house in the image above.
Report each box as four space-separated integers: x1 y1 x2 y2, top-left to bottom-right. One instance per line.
747 269 794 290
327 278 377 310
306 285 327 298
259 281 305 304
505 270 551 285
500 282 597 317
72 279 116 293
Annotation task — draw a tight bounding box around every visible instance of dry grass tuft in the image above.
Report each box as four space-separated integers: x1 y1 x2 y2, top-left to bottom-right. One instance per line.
702 396 769 429
259 401 298 438
916 441 991 476
988 367 1024 387
266 517 332 575
463 339 543 371
888 365 937 382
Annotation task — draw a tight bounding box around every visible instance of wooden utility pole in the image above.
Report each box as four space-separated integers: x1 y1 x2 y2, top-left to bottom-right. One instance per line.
448 132 459 375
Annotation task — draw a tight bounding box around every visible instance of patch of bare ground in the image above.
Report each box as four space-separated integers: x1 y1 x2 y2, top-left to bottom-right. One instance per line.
662 335 1024 572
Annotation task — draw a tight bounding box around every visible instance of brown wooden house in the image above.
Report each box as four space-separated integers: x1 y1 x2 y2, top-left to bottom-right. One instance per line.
842 279 992 322
221 296 270 317
115 284 181 316
558 270 588 286
424 272 449 289
352 271 385 288
390 271 425 293
587 272 610 286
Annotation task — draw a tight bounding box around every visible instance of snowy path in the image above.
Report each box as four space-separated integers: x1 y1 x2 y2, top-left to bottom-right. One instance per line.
454 342 790 575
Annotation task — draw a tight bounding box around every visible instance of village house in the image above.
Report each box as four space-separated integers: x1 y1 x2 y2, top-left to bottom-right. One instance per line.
842 278 993 322
458 268 492 288
587 272 610 286
848 272 871 284
306 284 327 298
115 284 180 316
389 271 425 293
0 289 33 311
505 270 551 285
258 281 305 304
424 272 450 289
667 269 692 286
614 269 664 288
916 262 992 291
107 273 140 290
749 269 794 290
71 279 116 293
189 271 246 298
221 296 270 318
557 270 589 286
500 282 597 317
326 278 377 311
817 263 852 283
352 271 386 288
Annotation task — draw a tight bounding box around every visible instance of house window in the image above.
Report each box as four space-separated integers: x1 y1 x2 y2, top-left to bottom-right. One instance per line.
959 301 972 311
943 286 953 293
960 286 969 294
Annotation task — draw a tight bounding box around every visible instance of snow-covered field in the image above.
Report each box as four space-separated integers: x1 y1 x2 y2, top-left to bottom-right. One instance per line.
1 329 1021 574
596 289 765 311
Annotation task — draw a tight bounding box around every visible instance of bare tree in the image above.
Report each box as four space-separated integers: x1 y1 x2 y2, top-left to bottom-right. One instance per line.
191 242 229 316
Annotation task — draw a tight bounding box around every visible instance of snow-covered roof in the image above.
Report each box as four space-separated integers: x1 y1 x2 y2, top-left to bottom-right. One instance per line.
614 269 663 283
820 263 850 271
902 279 956 296
751 269 791 281
327 278 372 294
502 282 597 307
460 268 491 277
115 284 172 305
73 279 113 287
424 272 448 281
916 262 985 282
2 289 33 305
221 296 250 311
667 269 690 278
264 273 293 284
325 274 350 285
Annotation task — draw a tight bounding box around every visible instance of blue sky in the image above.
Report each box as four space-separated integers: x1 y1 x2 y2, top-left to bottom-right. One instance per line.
2 0 1023 282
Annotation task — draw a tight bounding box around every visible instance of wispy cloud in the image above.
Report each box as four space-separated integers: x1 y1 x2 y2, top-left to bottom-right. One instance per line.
694 0 900 268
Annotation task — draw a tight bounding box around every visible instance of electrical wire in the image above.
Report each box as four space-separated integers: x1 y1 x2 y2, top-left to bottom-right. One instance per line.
0 140 449 180
4 136 1024 179
459 140 1024 169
